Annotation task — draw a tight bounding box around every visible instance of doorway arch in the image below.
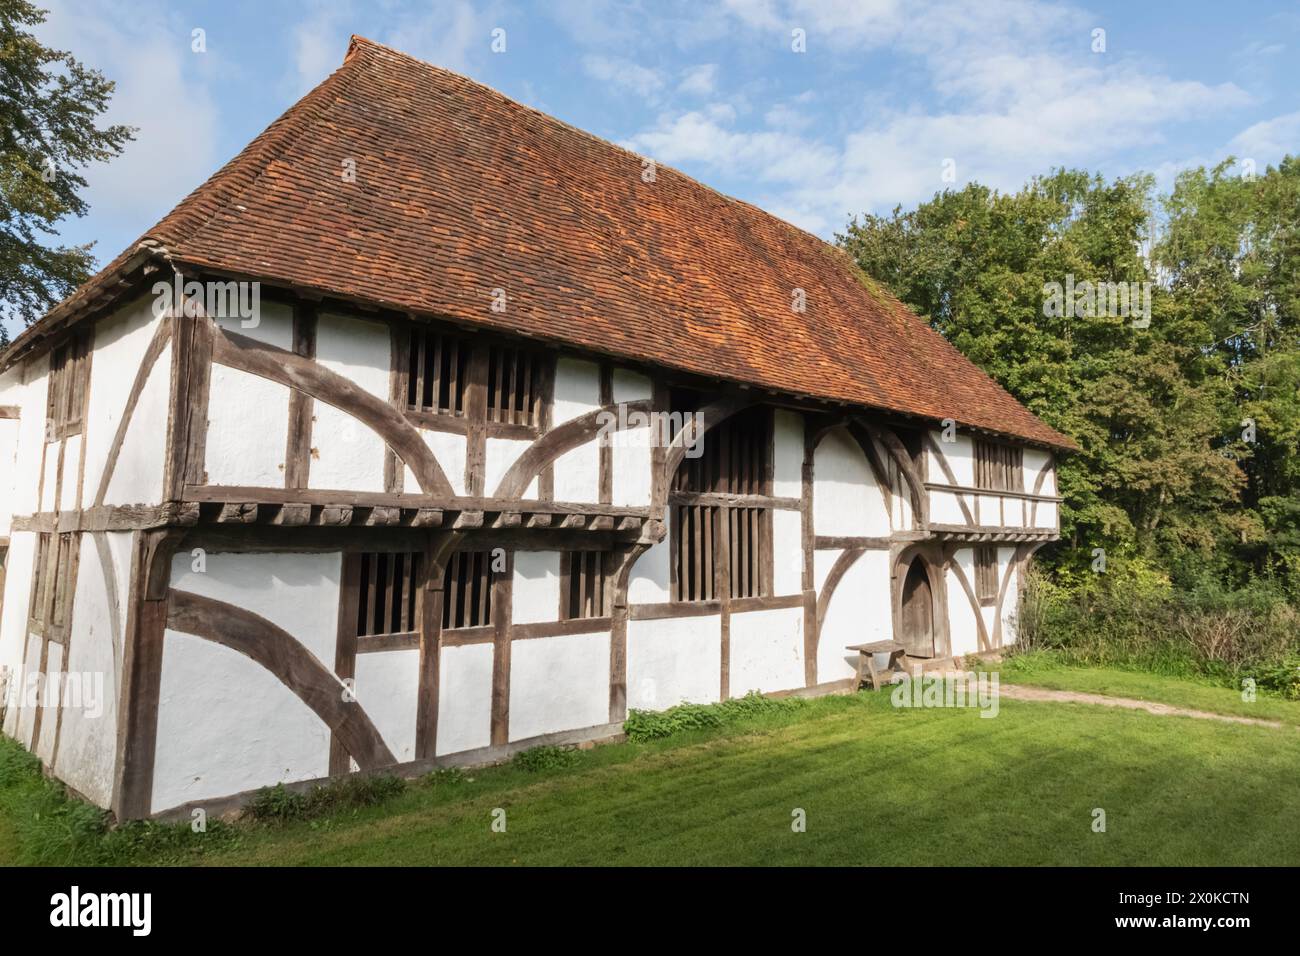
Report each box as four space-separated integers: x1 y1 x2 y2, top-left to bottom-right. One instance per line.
890 544 949 658
899 556 935 657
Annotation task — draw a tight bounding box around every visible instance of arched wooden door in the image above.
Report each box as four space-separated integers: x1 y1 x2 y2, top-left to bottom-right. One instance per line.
899 557 935 658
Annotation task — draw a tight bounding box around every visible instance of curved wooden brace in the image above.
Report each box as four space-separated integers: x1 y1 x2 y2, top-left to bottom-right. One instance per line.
212 326 455 498
166 588 397 770
857 419 927 527
811 547 867 682
991 542 1042 646
92 532 123 688
93 319 173 506
921 431 975 525
844 421 897 531
655 395 758 511
492 400 653 500
1028 457 1054 526
943 545 991 653
607 540 655 722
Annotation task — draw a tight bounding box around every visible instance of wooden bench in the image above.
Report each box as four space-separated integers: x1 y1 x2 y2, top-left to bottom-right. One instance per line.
846 640 907 690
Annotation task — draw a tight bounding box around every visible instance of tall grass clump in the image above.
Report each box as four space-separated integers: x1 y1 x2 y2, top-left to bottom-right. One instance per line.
1015 562 1300 696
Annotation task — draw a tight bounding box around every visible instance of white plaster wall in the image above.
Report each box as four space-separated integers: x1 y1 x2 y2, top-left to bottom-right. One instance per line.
728 606 804 696
610 426 651 507
888 447 914 529
816 549 891 683
930 489 966 525
485 437 536 499
978 494 1000 526
50 532 129 807
354 648 419 762
772 409 803 498
0 419 17 535
39 444 57 512
436 642 493 755
152 550 342 812
931 433 974 485
551 358 600 504
999 547 1022 645
57 435 82 511
1024 448 1053 494
947 548 981 657
813 427 889 536
610 368 651 405
102 345 170 505
310 311 391 493
1005 498 1026 528
627 537 670 605
813 548 838 593
508 631 610 741
0 533 37 743
34 640 62 762
10 632 41 746
82 295 163 502
554 442 599 503
413 429 467 497
1035 500 1058 528
513 551 560 624
553 357 600 425
627 615 721 711
771 509 802 596
204 364 288 489
203 304 293 489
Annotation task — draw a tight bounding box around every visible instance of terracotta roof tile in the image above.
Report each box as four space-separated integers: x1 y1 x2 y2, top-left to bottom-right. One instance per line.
27 35 1075 450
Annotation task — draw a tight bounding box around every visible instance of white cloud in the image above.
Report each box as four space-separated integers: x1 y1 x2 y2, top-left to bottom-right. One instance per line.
1228 111 1300 167
380 0 503 75
583 55 666 100
678 63 719 96
35 0 220 241
624 0 1254 234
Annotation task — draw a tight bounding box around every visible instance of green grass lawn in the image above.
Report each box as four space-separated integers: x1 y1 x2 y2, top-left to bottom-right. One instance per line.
4 669 1300 867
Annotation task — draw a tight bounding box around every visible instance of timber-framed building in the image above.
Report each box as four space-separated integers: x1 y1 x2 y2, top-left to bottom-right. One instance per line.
0 37 1073 819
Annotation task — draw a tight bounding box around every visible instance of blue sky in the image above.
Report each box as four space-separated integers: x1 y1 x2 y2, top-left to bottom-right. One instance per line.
17 0 1300 338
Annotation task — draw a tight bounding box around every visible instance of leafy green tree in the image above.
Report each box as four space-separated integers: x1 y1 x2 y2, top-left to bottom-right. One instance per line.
1159 158 1300 588
839 169 1251 585
0 0 134 346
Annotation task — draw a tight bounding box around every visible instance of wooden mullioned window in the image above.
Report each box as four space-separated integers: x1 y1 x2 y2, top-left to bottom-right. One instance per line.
443 550 494 630
487 345 546 429
28 531 77 641
670 404 773 602
974 545 998 606
46 332 91 441
346 549 497 639
974 440 1023 492
561 551 607 620
406 327 470 417
399 324 553 435
353 551 423 639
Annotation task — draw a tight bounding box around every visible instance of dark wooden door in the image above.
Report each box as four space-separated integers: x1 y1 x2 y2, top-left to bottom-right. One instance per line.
900 559 935 658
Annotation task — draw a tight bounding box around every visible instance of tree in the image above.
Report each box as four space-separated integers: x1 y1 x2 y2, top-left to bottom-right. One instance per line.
838 169 1251 586
0 0 134 346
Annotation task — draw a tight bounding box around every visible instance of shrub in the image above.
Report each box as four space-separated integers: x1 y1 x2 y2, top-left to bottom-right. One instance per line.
513 745 580 773
1013 564 1300 690
623 691 806 743
247 774 407 824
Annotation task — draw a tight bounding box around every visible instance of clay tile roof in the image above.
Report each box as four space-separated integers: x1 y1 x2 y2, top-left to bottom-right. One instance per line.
18 35 1075 450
